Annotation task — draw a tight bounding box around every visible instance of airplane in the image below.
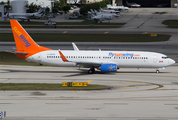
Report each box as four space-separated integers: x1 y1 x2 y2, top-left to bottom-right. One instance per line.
3 8 45 21
89 12 116 23
126 1 141 8
91 9 120 17
89 9 120 23
10 20 175 74
99 7 120 14
107 4 129 11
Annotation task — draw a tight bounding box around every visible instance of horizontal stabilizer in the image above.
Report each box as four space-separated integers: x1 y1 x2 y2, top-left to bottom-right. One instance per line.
15 51 28 55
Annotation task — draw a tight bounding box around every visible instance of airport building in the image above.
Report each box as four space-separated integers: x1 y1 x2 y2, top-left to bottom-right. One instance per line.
0 0 51 16
116 0 178 8
0 5 5 17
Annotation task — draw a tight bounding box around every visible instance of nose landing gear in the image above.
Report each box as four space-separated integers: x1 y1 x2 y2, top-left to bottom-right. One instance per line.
88 67 95 74
156 70 160 74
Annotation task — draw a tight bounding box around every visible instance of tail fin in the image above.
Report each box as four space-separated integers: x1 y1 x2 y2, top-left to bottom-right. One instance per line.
35 8 44 14
10 20 51 59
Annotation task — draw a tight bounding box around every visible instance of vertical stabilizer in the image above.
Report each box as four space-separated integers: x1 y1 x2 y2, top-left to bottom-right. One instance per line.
10 20 51 59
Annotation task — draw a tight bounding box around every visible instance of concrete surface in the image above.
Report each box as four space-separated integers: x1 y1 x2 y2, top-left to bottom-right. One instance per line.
0 64 178 120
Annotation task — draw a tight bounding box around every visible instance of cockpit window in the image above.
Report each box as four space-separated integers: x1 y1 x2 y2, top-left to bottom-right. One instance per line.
162 57 168 59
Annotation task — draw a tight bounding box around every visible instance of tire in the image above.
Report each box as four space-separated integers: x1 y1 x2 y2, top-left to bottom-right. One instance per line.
88 69 93 74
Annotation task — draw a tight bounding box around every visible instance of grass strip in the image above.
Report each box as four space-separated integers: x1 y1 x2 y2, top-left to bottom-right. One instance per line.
0 33 171 42
0 51 39 65
162 20 178 28
0 83 110 90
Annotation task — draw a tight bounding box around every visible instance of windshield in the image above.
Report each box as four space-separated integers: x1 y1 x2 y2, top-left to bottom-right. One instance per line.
162 56 168 59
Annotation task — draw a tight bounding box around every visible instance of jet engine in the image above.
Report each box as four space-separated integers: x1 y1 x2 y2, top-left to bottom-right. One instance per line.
100 64 117 72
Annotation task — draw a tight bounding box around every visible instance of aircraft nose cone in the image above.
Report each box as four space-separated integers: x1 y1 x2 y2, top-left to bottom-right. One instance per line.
170 59 175 65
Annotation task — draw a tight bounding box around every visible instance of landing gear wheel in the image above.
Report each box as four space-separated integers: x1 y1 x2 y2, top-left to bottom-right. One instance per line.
156 70 159 74
88 69 93 74
88 68 95 74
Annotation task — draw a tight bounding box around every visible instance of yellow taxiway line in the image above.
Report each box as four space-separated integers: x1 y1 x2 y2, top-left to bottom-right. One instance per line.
63 31 67 34
86 80 93 83
142 32 148 34
104 32 108 34
71 91 77 93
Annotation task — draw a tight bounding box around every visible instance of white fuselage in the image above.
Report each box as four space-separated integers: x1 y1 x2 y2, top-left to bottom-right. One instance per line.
7 13 42 19
26 50 175 68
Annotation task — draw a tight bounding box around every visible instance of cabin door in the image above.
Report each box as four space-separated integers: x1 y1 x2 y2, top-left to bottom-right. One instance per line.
153 55 157 63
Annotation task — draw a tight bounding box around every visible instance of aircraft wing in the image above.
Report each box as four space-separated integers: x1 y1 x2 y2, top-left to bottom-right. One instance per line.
59 51 115 68
74 60 116 68
15 51 28 55
75 61 101 68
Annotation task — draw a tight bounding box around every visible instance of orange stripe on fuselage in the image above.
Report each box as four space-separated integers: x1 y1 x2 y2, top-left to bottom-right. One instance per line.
10 20 52 59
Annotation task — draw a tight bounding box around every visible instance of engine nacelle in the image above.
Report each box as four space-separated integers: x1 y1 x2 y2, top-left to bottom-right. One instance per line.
100 64 117 72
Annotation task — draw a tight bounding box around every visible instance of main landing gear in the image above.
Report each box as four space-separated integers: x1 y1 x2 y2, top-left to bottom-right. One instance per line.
88 67 95 74
156 70 160 74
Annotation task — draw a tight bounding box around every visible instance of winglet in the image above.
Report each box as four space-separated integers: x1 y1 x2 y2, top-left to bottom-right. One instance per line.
72 42 79 51
59 51 69 62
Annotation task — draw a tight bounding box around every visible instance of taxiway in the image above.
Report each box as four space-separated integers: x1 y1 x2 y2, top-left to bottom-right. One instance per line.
0 65 178 120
